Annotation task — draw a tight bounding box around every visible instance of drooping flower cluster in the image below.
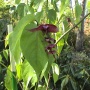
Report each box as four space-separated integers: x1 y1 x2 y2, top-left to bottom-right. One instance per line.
29 24 58 54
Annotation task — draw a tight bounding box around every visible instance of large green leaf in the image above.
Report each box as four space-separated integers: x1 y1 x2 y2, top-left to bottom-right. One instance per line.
9 14 35 63
20 29 48 76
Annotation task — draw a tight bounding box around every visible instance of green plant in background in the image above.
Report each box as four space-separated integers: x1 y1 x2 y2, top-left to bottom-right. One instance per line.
0 0 90 90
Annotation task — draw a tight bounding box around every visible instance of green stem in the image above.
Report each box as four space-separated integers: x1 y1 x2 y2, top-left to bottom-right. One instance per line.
12 72 18 90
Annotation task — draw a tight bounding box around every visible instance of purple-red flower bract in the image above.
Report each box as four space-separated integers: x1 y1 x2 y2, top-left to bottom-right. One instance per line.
29 24 58 33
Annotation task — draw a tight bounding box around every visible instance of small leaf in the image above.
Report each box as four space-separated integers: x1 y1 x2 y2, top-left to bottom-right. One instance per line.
70 77 77 90
5 66 12 90
87 1 90 11
55 32 64 55
16 64 22 80
3 50 8 61
61 75 69 90
17 3 25 18
48 9 56 23
60 0 69 18
52 63 59 83
0 55 2 62
75 3 82 22
22 60 37 89
37 85 46 90
5 34 9 48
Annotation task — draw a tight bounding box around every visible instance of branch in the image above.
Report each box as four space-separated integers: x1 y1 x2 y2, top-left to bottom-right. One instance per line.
55 13 90 45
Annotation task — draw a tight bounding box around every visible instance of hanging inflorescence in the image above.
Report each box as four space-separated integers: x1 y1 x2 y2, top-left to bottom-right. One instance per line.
29 24 58 54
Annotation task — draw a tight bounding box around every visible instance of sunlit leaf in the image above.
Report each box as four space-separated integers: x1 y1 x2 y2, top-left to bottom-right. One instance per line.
87 0 90 11
9 14 35 63
0 55 2 62
5 66 12 90
37 85 46 90
22 60 37 89
55 32 64 55
52 63 59 83
60 0 69 18
75 3 82 23
16 64 22 80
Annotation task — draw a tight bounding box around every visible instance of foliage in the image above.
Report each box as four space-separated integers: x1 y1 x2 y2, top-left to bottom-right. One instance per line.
58 46 90 90
0 0 90 90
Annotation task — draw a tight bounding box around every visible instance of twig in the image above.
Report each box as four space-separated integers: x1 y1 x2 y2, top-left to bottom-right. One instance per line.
55 13 90 45
46 73 51 90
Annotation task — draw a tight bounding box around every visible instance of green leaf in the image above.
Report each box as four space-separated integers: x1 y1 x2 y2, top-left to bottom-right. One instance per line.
87 1 90 11
9 14 35 63
16 64 22 80
0 55 2 62
61 75 69 90
37 86 47 90
60 0 69 18
44 54 55 84
55 32 64 55
75 3 82 22
70 77 77 90
3 50 8 61
5 34 9 48
20 29 48 77
22 60 37 89
35 11 43 23
17 3 25 18
15 0 21 4
52 63 59 83
48 9 56 23
5 66 12 90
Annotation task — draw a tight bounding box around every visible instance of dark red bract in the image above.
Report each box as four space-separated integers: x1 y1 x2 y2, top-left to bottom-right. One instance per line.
29 24 58 33
45 37 56 43
45 44 56 54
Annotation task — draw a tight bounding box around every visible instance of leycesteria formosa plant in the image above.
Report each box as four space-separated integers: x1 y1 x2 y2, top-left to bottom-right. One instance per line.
29 24 58 55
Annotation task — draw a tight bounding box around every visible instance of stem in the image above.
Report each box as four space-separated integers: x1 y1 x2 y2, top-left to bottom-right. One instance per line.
46 73 51 90
55 13 90 45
